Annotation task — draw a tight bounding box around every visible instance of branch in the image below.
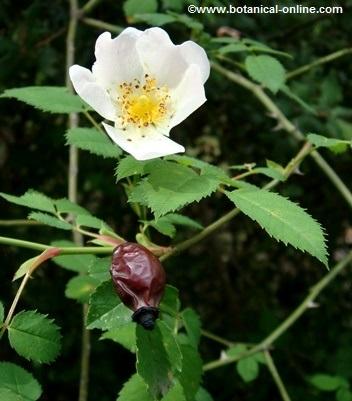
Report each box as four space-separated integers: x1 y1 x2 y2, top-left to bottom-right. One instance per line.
211 62 352 209
203 250 352 371
264 350 292 401
81 18 123 34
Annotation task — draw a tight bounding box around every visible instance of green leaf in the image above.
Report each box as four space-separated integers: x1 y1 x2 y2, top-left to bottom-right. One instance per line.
245 55 285 93
66 127 122 158
65 275 99 303
309 374 347 391
136 324 172 399
124 0 157 17
307 133 350 153
236 356 259 382
178 344 203 401
162 0 184 11
159 320 183 372
0 190 55 213
226 188 328 265
87 281 131 330
55 198 91 216
51 240 96 273
147 213 203 238
76 214 110 230
160 285 181 317
195 387 213 401
115 156 150 181
129 160 220 218
88 256 111 283
134 13 176 26
0 362 42 401
1 86 88 113
0 301 4 324
337 388 352 401
102 322 136 353
28 212 72 230
254 167 285 181
182 308 201 348
8 310 61 364
218 43 248 54
117 374 153 401
226 344 248 358
13 256 38 281
162 381 186 401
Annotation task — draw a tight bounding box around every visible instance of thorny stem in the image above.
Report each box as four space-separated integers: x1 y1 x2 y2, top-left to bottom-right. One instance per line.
211 62 352 209
161 141 312 261
203 250 352 371
264 350 292 401
286 48 352 80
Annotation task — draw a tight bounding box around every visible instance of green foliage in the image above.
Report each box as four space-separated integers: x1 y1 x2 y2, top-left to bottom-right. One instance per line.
28 211 72 230
309 374 348 391
136 324 172 399
8 310 61 364
160 285 181 317
182 308 201 348
0 86 88 113
88 256 111 283
0 362 42 401
0 301 4 324
195 387 213 401
66 127 122 159
86 281 131 330
54 198 91 216
13 256 38 281
178 344 203 401
65 275 99 303
76 214 110 230
52 240 95 273
0 190 55 213
159 321 183 372
236 356 260 382
245 55 286 93
116 156 149 181
337 388 352 401
117 374 153 401
226 188 328 265
146 213 203 238
102 322 137 353
124 0 158 17
133 13 176 26
307 133 351 153
129 160 220 218
162 381 185 401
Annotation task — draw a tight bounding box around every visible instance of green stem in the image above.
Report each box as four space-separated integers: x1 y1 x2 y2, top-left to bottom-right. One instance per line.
0 235 113 254
264 350 292 401
201 329 234 347
81 17 123 34
0 219 41 226
203 250 352 371
211 61 352 209
80 0 102 14
286 48 352 80
83 111 105 134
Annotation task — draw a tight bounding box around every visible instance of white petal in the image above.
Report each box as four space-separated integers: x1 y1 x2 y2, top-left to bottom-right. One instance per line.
92 29 143 90
178 41 210 84
136 27 188 88
69 65 116 121
103 123 184 161
169 64 206 129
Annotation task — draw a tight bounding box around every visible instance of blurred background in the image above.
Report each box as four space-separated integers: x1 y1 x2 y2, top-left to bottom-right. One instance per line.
0 0 352 400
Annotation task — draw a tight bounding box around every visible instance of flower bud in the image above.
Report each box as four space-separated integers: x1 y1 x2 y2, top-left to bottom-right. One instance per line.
110 242 166 330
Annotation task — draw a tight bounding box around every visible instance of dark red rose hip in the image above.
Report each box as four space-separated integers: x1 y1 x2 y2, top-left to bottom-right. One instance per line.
110 242 166 330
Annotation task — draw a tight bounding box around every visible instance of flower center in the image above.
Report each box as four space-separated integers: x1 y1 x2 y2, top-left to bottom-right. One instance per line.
116 74 171 129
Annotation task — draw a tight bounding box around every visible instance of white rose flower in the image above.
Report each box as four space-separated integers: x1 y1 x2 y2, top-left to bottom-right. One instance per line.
69 27 210 160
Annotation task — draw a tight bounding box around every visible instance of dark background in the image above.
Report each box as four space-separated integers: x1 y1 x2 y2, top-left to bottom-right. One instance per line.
1 0 352 400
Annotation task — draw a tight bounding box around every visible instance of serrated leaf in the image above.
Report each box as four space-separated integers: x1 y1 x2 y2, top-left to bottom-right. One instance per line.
236 356 259 382
115 156 150 181
55 198 91 216
136 324 172 399
28 212 72 230
124 0 157 17
0 362 42 401
129 160 220 218
76 214 110 230
309 374 347 391
307 133 350 153
51 240 96 273
195 387 213 401
226 188 328 265
87 281 131 330
148 213 203 238
8 310 61 364
102 322 136 353
178 344 203 401
160 285 180 317
66 127 122 158
254 167 286 181
134 13 176 26
245 55 285 93
162 381 186 401
117 374 153 401
88 256 111 283
0 190 55 213
1 86 88 113
182 308 201 348
0 301 4 324
65 275 99 303
159 320 183 372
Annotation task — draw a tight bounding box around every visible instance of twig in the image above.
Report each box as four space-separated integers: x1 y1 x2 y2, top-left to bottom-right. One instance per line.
203 250 352 371
0 219 41 226
201 329 234 347
211 61 352 209
81 17 123 34
286 48 352 80
81 0 102 14
264 350 292 401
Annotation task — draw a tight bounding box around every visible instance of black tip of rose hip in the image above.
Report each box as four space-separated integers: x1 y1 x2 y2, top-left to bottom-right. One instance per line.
132 307 159 330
